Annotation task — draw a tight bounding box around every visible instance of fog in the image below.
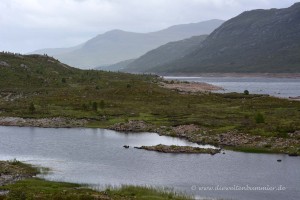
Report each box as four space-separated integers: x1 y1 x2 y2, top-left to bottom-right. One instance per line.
0 0 298 53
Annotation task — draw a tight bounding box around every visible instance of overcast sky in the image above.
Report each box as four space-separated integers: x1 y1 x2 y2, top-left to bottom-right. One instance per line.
0 0 299 53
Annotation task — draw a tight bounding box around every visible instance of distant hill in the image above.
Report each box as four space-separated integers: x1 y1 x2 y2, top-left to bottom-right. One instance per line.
31 19 224 69
95 59 135 71
0 53 80 89
149 3 300 73
123 35 207 73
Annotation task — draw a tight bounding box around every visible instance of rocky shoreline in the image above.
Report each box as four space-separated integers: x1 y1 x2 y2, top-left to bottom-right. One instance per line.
160 80 223 93
0 117 299 155
135 144 221 155
0 117 87 128
0 160 37 188
110 121 300 156
161 73 300 78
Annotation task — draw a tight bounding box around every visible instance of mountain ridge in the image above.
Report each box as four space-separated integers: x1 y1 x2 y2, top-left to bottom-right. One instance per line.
151 3 300 73
31 19 224 69
123 35 208 73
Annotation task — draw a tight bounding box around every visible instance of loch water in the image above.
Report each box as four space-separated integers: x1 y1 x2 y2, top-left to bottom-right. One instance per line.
0 126 299 200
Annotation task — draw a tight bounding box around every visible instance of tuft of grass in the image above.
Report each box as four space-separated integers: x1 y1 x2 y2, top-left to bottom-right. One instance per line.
1 178 104 200
255 113 265 124
0 160 193 200
0 159 38 176
106 185 193 200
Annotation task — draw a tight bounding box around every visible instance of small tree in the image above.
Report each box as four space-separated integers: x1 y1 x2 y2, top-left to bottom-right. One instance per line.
61 78 66 83
244 90 249 95
82 103 88 111
92 102 98 111
29 103 35 113
255 113 265 123
99 100 105 110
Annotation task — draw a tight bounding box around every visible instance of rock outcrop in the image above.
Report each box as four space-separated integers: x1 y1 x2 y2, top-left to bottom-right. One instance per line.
136 144 220 155
0 117 87 128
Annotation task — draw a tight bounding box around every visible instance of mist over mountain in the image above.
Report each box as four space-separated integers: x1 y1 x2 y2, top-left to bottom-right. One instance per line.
31 19 224 69
95 59 135 71
123 35 207 73
149 3 300 73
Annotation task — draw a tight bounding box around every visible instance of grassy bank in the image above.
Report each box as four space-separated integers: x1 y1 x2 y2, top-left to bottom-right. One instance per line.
0 160 192 200
0 53 300 155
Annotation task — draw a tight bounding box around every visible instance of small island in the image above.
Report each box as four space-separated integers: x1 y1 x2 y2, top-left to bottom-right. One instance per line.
135 144 221 155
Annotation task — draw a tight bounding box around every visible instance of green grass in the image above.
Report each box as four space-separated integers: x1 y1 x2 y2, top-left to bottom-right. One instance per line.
0 53 300 153
0 160 192 200
0 179 192 200
0 159 38 177
1 178 100 200
106 185 192 200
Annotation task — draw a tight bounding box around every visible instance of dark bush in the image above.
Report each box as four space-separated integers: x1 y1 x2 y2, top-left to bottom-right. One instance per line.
255 113 265 123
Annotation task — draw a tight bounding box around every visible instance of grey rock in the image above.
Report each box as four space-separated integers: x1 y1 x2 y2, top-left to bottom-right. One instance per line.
0 61 9 67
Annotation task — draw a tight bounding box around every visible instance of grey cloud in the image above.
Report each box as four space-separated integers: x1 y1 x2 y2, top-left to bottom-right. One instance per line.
0 0 298 53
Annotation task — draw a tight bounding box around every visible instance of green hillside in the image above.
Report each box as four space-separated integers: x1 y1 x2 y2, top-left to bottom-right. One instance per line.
0 52 300 155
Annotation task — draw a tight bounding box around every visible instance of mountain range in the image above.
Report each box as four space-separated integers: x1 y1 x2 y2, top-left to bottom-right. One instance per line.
123 35 208 73
31 19 224 69
136 3 300 73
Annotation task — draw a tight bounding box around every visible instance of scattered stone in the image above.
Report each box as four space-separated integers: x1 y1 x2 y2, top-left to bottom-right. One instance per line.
0 117 87 128
160 81 223 93
110 121 300 156
47 59 55 63
289 96 300 100
277 159 282 162
0 161 37 187
288 130 300 138
0 190 9 196
110 120 152 132
123 145 129 149
136 144 221 155
0 61 9 67
171 124 200 137
288 153 298 157
20 63 28 68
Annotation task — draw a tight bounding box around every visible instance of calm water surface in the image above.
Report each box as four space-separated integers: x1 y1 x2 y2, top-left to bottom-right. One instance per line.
0 126 299 200
164 76 300 98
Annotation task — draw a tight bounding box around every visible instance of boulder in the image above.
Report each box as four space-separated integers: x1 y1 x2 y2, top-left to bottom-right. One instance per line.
0 61 9 67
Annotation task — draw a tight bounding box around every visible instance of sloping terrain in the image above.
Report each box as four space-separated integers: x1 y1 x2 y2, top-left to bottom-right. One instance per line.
124 35 207 73
152 3 300 73
31 20 224 69
1 52 299 155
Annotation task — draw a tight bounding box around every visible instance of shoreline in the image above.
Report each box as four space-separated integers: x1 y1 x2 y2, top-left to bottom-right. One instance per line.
0 119 299 156
160 73 300 78
135 144 221 155
162 75 300 100
0 160 191 200
160 80 223 93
